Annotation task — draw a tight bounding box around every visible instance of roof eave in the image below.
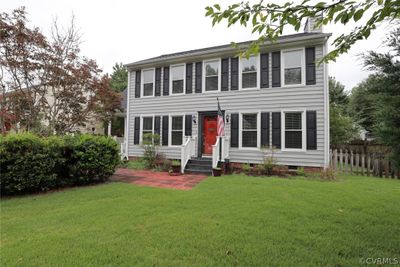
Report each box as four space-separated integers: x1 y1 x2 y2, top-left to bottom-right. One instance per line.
125 33 331 70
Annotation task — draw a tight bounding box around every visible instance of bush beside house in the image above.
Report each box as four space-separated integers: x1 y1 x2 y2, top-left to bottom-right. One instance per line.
0 133 120 196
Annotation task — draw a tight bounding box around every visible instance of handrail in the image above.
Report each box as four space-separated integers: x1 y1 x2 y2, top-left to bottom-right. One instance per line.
212 136 230 169
181 136 196 173
120 142 127 160
212 137 220 169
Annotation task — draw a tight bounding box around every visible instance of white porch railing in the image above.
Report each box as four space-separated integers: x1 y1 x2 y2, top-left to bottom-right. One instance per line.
120 142 127 160
181 136 196 173
212 136 230 169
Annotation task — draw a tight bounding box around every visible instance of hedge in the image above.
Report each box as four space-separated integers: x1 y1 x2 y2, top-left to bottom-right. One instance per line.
0 133 120 196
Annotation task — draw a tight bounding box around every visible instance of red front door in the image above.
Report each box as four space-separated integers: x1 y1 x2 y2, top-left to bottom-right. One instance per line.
203 116 217 155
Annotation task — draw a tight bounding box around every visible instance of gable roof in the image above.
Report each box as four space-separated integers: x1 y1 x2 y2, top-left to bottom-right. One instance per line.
125 32 331 69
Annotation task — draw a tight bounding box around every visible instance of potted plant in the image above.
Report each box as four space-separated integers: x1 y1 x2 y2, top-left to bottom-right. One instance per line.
212 167 222 177
171 160 181 174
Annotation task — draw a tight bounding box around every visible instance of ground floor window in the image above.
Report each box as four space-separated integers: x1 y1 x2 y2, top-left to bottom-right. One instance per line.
284 112 303 149
142 116 153 142
171 116 183 146
241 113 258 148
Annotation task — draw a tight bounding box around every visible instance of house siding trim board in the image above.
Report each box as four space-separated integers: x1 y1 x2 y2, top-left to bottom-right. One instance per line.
125 35 329 168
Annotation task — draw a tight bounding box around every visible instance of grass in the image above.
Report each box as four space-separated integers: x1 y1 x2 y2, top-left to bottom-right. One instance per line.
121 158 147 170
1 175 399 266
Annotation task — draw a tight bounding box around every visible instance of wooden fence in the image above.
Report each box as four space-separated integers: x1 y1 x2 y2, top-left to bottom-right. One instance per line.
330 148 400 179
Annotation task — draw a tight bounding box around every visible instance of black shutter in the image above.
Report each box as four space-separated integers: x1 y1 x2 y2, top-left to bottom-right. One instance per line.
135 70 141 98
154 116 161 135
163 66 169 96
134 117 140 145
154 116 161 145
306 47 316 85
261 112 270 147
185 115 192 136
272 51 281 87
230 57 238 90
155 68 161 96
272 112 281 149
306 111 317 149
195 62 202 93
221 58 229 91
186 63 193 94
230 113 239 147
260 53 269 88
162 116 169 146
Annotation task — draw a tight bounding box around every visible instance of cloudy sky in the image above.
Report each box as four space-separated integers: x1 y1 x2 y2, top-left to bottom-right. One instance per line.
2 0 393 90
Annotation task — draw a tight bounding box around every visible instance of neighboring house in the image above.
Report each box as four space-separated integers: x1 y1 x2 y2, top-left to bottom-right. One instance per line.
1 87 105 135
124 18 330 173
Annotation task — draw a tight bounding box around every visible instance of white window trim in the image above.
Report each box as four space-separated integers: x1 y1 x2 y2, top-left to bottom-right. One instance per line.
202 58 221 93
169 64 186 96
239 111 260 150
168 114 186 147
281 110 306 152
141 68 155 98
140 115 154 143
239 55 260 90
281 48 306 88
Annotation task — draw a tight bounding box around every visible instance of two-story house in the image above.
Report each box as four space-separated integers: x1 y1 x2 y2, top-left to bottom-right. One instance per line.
124 19 330 174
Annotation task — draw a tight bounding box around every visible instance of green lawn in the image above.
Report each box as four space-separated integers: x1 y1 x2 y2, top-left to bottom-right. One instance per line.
1 175 399 266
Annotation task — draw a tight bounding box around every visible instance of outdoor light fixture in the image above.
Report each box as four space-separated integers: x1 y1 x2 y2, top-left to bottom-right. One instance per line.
226 114 230 123
192 115 197 124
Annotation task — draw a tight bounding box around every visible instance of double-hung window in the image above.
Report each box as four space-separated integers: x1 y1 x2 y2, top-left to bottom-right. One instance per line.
171 65 185 94
142 116 153 143
241 56 257 89
282 49 303 86
204 60 219 91
241 113 258 148
142 69 155 96
171 116 184 146
284 112 304 149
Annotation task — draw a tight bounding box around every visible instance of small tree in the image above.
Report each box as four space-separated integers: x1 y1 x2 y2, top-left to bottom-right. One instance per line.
362 27 400 168
0 7 121 135
110 63 128 93
328 77 358 146
141 133 161 169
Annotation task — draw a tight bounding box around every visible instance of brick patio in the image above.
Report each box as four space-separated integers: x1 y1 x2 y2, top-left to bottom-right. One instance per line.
111 168 209 190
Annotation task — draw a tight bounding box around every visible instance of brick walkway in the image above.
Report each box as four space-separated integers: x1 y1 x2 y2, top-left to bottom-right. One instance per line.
111 168 208 190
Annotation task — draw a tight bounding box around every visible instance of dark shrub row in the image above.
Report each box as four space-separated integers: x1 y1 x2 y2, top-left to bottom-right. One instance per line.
0 133 120 196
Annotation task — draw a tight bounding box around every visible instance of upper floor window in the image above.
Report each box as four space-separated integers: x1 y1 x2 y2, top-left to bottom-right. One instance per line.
282 49 303 86
241 56 257 89
284 112 304 150
241 113 258 148
204 60 219 91
171 116 184 146
171 65 185 94
142 69 154 96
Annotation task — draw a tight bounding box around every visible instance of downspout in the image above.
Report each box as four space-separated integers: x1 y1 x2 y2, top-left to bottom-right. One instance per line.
323 37 330 168
124 71 131 159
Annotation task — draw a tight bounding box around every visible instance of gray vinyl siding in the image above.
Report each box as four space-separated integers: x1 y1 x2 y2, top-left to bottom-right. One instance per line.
127 44 326 167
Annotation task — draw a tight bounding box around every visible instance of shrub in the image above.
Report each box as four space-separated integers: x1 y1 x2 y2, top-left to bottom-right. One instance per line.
297 167 306 177
0 133 120 196
66 134 120 185
242 163 251 174
259 147 277 175
141 133 161 169
0 133 60 195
